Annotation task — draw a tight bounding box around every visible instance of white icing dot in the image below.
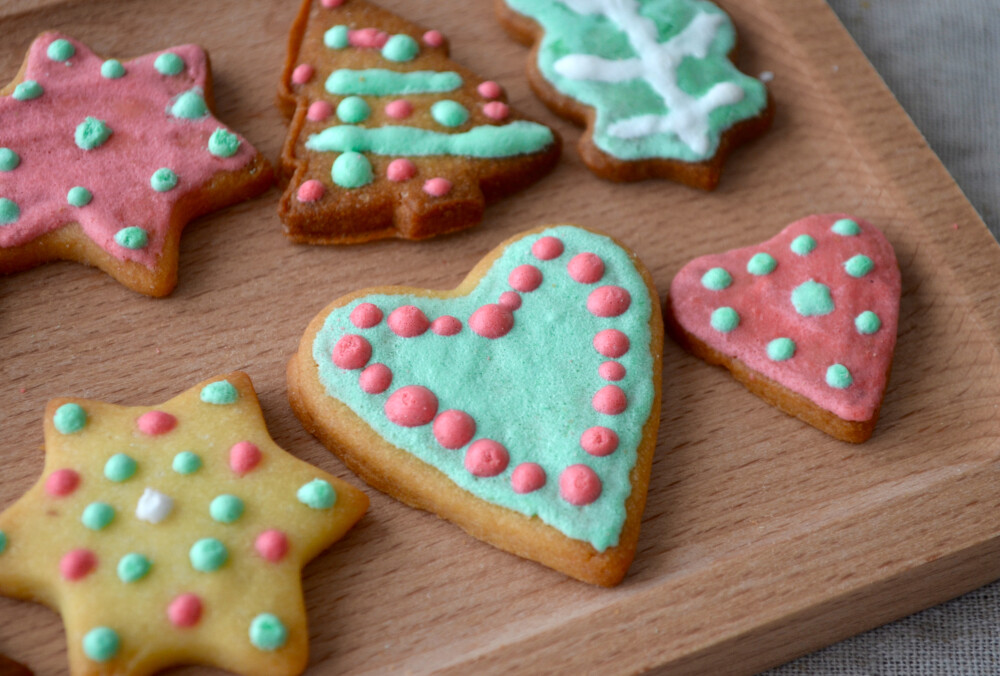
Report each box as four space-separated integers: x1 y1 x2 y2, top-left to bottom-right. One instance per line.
136 487 174 524
759 71 774 82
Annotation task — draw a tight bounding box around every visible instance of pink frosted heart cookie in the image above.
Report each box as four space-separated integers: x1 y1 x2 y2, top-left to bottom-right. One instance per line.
668 214 900 442
288 225 664 586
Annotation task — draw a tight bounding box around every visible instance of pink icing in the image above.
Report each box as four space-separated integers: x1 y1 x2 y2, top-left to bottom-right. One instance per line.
599 361 626 381
388 305 430 337
482 102 509 121
229 441 261 475
385 385 438 427
568 253 604 284
580 426 619 456
137 410 177 435
45 468 80 497
511 463 546 494
593 329 629 358
532 236 563 260
307 100 333 122
291 64 314 85
0 35 258 267
350 302 383 329
477 81 502 99
508 264 542 292
60 548 96 581
433 409 476 449
384 99 413 120
349 28 390 49
297 179 325 202
468 304 513 339
431 315 462 335
668 213 901 422
464 439 509 477
332 334 372 370
321 0 345 7
593 385 627 415
423 178 452 197
422 30 445 48
255 530 289 563
167 593 202 627
359 363 393 394
498 291 521 311
386 158 416 182
559 465 602 505
588 286 631 317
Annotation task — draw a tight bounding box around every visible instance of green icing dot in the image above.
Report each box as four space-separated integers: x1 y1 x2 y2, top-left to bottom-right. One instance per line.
791 280 834 317
54 403 87 434
67 186 93 207
114 226 148 249
201 380 239 404
430 100 469 128
332 151 373 188
0 531 7 554
0 198 20 225
13 80 43 100
790 234 817 255
337 96 371 123
75 117 112 150
104 453 137 482
155 52 184 75
47 38 75 61
826 363 853 389
746 252 777 275
844 254 874 278
249 613 288 651
210 495 244 523
767 337 796 361
710 306 739 333
150 167 178 192
82 502 115 530
208 128 240 158
700 267 731 291
170 89 208 119
855 310 882 334
117 553 151 583
324 25 350 49
297 479 336 509
101 59 125 79
190 538 228 572
0 148 20 171
173 451 202 474
82 627 119 661
832 218 861 236
381 34 419 62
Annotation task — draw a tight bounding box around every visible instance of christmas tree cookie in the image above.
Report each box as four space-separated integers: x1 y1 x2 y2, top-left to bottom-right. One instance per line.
497 0 774 189
0 33 273 296
668 214 901 442
278 0 561 243
0 373 368 675
288 225 664 585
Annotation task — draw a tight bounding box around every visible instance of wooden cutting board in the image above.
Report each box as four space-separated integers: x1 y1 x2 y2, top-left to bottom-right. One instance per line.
2 0 999 674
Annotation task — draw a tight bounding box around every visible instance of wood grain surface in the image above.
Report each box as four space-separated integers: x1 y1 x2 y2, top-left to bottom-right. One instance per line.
2 0 999 674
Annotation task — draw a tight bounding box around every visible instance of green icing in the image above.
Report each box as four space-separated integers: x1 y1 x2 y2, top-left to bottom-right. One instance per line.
0 531 6 554
431 100 469 128
104 453 137 482
82 627 119 662
337 96 371 123
306 122 554 159
169 90 208 119
150 167 178 192
190 538 228 572
312 226 654 551
210 495 244 523
700 267 731 290
249 613 287 651
82 502 115 531
767 337 795 361
155 52 184 76
746 252 776 275
101 59 126 79
173 451 202 474
332 151 373 188
326 68 462 96
382 34 419 62
208 128 240 158
48 39 75 61
67 186 92 207
710 306 739 332
791 279 834 317
0 198 20 225
0 148 20 171
832 218 861 236
54 403 87 433
114 226 148 249
855 310 881 335
826 364 853 389
844 254 874 278
324 25 350 49
75 117 112 150
117 553 151 583
297 479 336 509
13 80 42 100
790 234 817 255
200 380 239 404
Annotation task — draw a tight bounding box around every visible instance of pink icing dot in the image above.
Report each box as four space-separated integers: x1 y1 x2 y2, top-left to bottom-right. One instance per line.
297 179 325 202
60 549 96 581
464 439 509 477
350 28 389 49
423 178 452 197
593 385 627 415
332 335 372 370
433 409 476 449
385 386 438 427
229 441 261 475
255 530 289 563
307 100 333 122
580 426 619 457
477 81 502 99
532 236 564 261
384 99 413 120
482 101 510 121
498 291 521 311
350 302 383 329
511 463 546 494
167 593 203 628
321 0 344 6
559 465 602 506
468 304 514 339
508 264 542 292
386 158 417 182
359 363 393 394
593 329 630 358
599 361 626 381
431 315 462 336
568 253 605 284
137 410 177 436
45 468 80 497
422 30 445 47
388 306 430 337
291 64 314 85
588 286 631 317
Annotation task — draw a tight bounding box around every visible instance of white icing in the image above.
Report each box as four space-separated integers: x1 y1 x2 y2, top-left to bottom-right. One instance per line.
136 487 173 524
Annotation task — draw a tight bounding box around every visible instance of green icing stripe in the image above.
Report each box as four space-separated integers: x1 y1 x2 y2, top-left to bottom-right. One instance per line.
306 122 554 159
326 68 461 95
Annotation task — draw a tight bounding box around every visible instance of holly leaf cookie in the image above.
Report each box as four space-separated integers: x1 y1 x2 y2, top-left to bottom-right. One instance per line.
0 373 368 675
277 0 561 243
0 33 273 296
288 225 664 586
668 214 901 442
497 0 774 189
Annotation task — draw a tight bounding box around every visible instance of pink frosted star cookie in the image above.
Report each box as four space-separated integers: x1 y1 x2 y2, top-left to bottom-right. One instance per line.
0 32 273 296
668 214 901 442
